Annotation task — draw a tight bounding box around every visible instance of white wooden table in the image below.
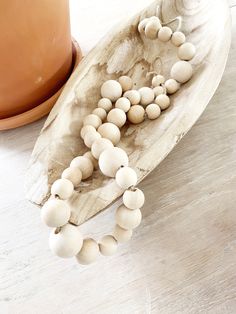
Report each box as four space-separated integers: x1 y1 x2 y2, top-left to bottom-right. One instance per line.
0 1 236 313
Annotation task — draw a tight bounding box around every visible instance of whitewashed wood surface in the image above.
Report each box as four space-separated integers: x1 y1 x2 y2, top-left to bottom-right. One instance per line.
0 1 235 313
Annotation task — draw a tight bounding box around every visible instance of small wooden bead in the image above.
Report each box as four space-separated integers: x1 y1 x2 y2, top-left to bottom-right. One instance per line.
83 114 102 129
84 131 101 148
91 138 114 159
97 98 113 112
83 151 98 170
118 76 133 91
145 18 161 39
80 125 96 140
92 108 107 121
171 31 186 47
127 105 145 124
113 225 133 243
171 60 193 83
138 18 149 34
115 166 137 189
153 86 165 96
158 26 172 42
70 156 93 179
164 79 180 94
97 122 121 145
41 199 71 227
99 147 129 177
76 238 99 265
99 235 118 256
115 97 131 112
101 80 122 102
178 42 196 61
51 178 74 200
116 205 142 229
107 108 126 128
155 94 170 110
123 188 145 209
139 87 155 106
152 75 165 87
146 103 161 120
49 224 83 258
123 90 141 105
62 167 82 187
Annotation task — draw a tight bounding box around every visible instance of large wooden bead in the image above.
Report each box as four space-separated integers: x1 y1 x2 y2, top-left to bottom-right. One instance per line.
116 205 142 229
152 74 165 87
83 114 102 129
178 42 196 61
91 138 113 159
92 108 107 121
113 225 133 243
115 97 131 113
83 151 98 170
70 156 93 179
80 125 96 140
99 235 117 256
97 122 121 145
171 31 186 47
155 94 171 110
99 147 129 177
153 86 165 97
158 26 172 42
127 105 145 124
51 178 74 200
123 188 145 209
62 167 82 187
101 80 122 102
164 79 180 94
145 17 161 39
98 98 113 112
107 108 126 128
115 166 137 189
76 238 99 265
123 90 141 105
84 131 101 148
49 224 83 258
41 199 71 227
139 87 155 106
138 18 149 34
146 103 161 120
118 76 133 91
171 61 193 83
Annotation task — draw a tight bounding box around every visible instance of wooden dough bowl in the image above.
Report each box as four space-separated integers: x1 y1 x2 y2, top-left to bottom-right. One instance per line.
26 0 231 225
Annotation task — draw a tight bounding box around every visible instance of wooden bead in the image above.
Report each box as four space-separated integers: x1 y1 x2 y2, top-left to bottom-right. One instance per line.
113 225 133 243
70 156 93 179
84 131 101 148
171 60 193 83
97 122 121 145
146 103 161 120
178 42 196 61
49 224 83 258
76 238 99 265
118 76 133 91
116 205 142 229
138 18 149 34
62 167 82 187
139 87 155 106
83 151 98 170
80 125 96 140
51 178 74 200
97 98 113 112
145 18 161 39
99 147 129 177
164 79 180 94
123 90 141 105
41 199 71 227
107 108 126 128
123 188 145 209
115 97 131 112
127 105 145 124
155 94 170 110
153 86 165 96
158 26 172 42
101 80 122 102
83 114 102 129
152 74 165 87
115 166 137 189
91 138 113 159
99 235 117 256
92 107 107 121
171 31 186 47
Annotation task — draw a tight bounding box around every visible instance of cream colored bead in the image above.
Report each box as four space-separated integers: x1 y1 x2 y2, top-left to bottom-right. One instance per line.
76 238 99 265
97 98 113 112
138 18 149 34
83 114 102 129
145 18 161 39
70 156 93 179
158 26 172 42
92 107 107 121
91 138 114 159
115 97 131 113
153 86 165 96
171 60 193 83
101 80 122 102
139 87 155 106
41 199 71 228
115 166 137 189
118 76 133 92
49 224 83 258
97 122 121 145
127 105 145 124
83 151 98 170
123 90 141 105
178 42 196 61
116 205 142 229
84 131 101 148
80 125 96 140
155 94 171 110
123 188 145 209
51 178 74 200
164 79 180 94
107 108 126 128
146 103 161 120
113 225 133 243
62 167 82 187
99 147 129 177
152 74 165 87
171 31 186 47
99 235 117 256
